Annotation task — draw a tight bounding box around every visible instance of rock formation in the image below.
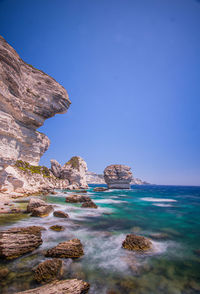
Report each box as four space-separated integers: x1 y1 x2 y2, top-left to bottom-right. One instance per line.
122 234 152 251
27 198 53 217
16 279 90 294
33 259 63 283
51 156 88 189
50 225 65 231
86 171 106 184
93 187 108 192
45 239 84 259
104 165 133 189
81 200 98 209
0 35 70 166
0 226 43 259
53 210 69 218
65 194 91 203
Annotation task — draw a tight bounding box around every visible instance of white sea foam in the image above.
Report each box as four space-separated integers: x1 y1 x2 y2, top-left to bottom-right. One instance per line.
95 199 127 204
153 203 173 207
140 197 177 202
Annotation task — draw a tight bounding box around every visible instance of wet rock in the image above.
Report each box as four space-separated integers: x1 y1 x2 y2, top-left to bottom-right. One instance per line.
81 200 98 209
0 226 43 259
27 198 47 213
16 278 90 294
53 210 69 218
31 205 53 217
33 259 63 283
0 267 9 278
122 234 152 251
93 187 108 192
50 225 65 232
104 165 133 189
45 239 84 259
65 194 91 203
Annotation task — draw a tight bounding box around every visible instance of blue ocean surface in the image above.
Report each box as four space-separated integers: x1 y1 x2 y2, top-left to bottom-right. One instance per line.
0 185 200 293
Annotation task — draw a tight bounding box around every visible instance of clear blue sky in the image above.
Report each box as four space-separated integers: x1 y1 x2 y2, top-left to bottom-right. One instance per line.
0 0 200 185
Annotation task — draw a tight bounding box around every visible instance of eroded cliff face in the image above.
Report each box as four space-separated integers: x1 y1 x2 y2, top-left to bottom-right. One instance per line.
0 35 71 166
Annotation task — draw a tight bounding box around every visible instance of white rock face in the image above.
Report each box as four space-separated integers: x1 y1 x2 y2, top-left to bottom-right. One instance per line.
51 156 88 189
0 35 70 166
104 164 133 189
86 171 106 184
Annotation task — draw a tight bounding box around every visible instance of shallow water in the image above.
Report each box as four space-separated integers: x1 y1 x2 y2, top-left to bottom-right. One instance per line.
0 185 200 293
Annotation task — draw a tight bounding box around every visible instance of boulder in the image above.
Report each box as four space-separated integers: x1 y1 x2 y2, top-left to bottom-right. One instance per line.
16 279 90 294
81 201 98 209
50 159 62 178
0 226 43 259
93 187 108 192
45 239 84 259
104 165 133 189
31 205 53 217
33 259 63 283
65 194 91 203
122 234 152 251
50 225 65 232
53 210 69 218
27 198 48 213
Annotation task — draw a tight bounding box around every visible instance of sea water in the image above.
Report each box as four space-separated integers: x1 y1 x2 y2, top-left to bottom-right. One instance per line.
0 185 200 293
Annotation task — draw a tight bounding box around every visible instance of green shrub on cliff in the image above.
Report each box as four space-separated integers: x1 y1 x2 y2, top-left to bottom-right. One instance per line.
15 160 50 177
65 156 80 170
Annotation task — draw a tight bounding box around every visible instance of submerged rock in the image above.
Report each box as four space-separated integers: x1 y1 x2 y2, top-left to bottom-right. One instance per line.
45 239 84 259
122 234 152 251
93 187 108 192
53 210 69 218
33 259 63 283
65 194 91 203
0 226 43 259
81 200 98 209
16 279 90 294
104 165 133 189
50 225 65 232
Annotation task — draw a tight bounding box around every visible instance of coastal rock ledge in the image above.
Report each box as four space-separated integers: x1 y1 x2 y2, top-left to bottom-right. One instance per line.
16 279 90 294
104 164 133 189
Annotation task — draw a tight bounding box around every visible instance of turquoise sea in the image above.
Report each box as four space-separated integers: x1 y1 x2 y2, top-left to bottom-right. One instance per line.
0 185 200 293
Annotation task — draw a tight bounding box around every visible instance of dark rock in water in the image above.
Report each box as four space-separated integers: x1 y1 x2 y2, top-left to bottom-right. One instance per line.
122 234 152 251
0 226 43 260
104 165 133 189
27 198 48 213
0 267 9 278
65 194 91 203
16 279 90 294
50 225 65 232
33 259 63 283
81 201 98 209
93 187 108 192
31 205 53 217
53 210 69 218
45 239 84 259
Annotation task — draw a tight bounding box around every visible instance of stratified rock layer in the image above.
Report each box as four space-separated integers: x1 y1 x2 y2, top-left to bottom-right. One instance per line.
122 234 152 251
0 226 43 259
104 165 133 189
45 239 84 258
16 279 90 294
0 35 70 166
51 156 88 189
33 259 63 283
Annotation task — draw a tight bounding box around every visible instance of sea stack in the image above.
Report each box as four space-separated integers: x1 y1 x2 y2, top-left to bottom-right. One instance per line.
104 164 133 189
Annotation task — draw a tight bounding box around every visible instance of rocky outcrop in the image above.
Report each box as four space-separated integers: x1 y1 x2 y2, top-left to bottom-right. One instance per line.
53 210 69 218
27 198 53 217
104 165 133 189
65 194 91 203
45 239 84 259
50 225 65 231
16 279 90 294
33 259 63 283
81 200 98 209
122 234 152 251
0 36 70 166
0 226 43 259
51 156 88 189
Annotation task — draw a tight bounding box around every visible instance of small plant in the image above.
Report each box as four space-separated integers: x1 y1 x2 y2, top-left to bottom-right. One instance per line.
15 160 50 177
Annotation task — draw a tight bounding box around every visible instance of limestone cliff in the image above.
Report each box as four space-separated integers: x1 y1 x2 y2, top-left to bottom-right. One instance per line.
0 35 71 166
104 164 133 189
